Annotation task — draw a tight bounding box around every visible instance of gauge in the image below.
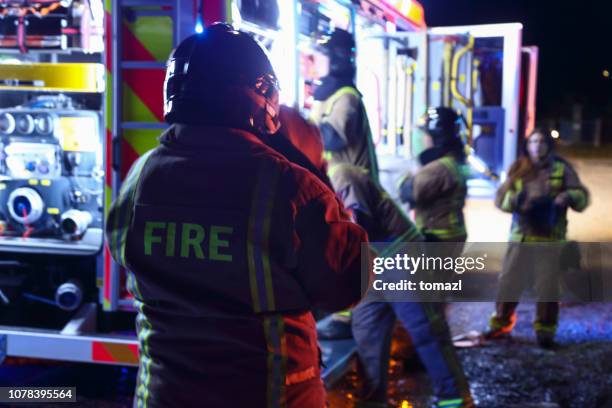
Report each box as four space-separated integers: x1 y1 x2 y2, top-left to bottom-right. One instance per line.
34 114 54 135
0 112 16 135
15 114 35 135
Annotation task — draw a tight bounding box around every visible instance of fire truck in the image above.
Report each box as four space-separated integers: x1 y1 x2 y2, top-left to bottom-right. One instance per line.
0 0 537 384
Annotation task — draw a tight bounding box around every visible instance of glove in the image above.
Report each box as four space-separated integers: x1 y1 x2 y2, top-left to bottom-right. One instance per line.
399 177 415 205
554 192 571 208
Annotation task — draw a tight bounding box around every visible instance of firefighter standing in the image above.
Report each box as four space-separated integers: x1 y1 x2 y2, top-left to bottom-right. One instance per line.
399 107 469 244
310 28 379 181
309 28 379 339
105 24 367 408
486 128 589 348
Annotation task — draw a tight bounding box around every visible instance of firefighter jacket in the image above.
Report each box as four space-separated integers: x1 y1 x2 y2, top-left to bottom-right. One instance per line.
495 156 589 242
329 163 423 245
310 86 379 181
405 154 469 242
105 124 367 408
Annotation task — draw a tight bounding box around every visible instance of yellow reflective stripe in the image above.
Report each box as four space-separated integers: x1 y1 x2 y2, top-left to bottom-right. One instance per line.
327 163 368 179
422 305 471 402
551 160 564 177
247 161 279 313
533 321 557 333
514 178 523 192
327 163 340 178
489 312 516 331
130 277 152 408
438 398 466 408
549 160 565 196
501 191 514 212
424 227 466 240
262 168 279 311
264 315 287 408
324 86 361 116
118 150 155 266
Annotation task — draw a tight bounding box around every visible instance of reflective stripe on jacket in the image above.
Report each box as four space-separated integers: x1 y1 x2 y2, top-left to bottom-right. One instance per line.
329 163 423 247
310 86 379 182
495 157 589 242
411 155 468 241
105 124 367 408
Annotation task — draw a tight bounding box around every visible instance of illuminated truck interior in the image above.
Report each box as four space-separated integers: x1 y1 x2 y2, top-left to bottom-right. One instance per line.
0 0 105 319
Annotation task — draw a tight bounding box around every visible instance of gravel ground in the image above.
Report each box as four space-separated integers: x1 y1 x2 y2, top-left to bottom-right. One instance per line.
328 302 612 408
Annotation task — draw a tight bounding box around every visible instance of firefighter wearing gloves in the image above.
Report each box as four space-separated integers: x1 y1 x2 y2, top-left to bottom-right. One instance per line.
105 23 367 408
272 108 473 408
399 107 469 243
486 128 589 348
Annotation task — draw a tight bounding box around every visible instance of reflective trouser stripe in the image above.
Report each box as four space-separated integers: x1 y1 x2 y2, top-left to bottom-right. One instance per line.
423 228 467 241
132 278 152 408
489 311 517 332
422 305 472 404
264 315 287 408
438 398 466 407
247 161 279 313
333 309 352 319
533 321 558 334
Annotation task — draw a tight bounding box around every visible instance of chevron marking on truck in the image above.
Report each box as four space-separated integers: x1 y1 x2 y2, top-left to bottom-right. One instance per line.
92 341 139 365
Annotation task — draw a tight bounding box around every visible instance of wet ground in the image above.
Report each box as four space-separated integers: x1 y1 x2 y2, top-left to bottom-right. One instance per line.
328 302 612 408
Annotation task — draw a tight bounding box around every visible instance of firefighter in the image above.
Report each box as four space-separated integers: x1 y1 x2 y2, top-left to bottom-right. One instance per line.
399 107 469 244
486 128 589 348
336 164 474 408
273 108 473 408
309 28 380 339
105 23 368 408
310 28 379 181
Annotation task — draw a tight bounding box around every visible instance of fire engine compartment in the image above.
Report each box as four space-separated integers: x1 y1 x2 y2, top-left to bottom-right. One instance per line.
0 0 105 317
0 93 104 250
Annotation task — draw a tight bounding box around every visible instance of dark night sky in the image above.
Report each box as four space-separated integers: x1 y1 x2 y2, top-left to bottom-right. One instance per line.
423 0 612 119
